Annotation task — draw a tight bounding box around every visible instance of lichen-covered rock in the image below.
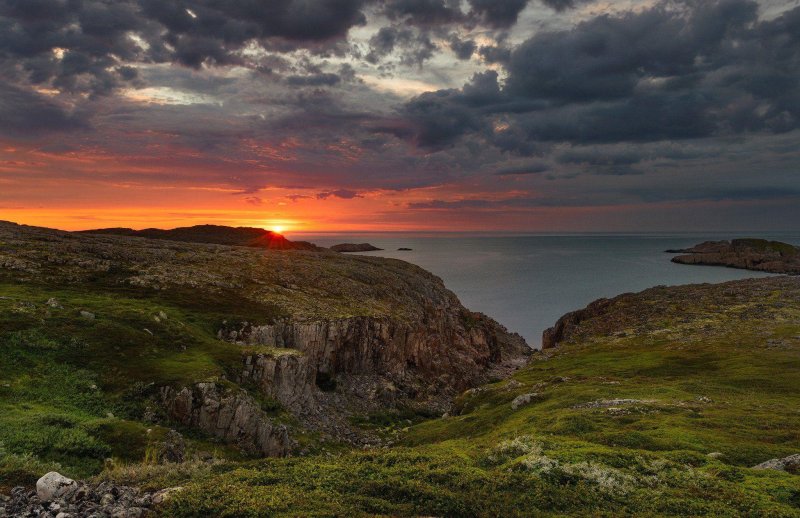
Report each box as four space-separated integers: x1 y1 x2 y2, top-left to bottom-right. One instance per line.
511 393 541 410
152 429 186 464
239 352 316 412
6 480 154 517
36 472 77 502
160 383 291 457
752 454 800 473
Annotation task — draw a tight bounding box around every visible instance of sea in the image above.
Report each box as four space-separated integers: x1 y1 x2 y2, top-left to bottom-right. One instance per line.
296 232 800 348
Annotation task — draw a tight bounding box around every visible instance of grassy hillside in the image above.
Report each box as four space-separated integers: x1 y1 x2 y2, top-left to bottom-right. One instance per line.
146 277 800 517
3 220 799 516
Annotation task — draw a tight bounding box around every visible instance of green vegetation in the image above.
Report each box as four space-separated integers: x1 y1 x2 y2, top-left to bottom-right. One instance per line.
2 221 800 516
108 279 800 516
733 238 799 257
0 281 253 489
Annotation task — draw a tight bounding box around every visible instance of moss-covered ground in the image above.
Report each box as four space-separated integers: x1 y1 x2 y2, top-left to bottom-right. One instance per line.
2 222 800 516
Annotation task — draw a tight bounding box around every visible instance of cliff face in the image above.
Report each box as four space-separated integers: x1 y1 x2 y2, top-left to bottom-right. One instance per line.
226 313 527 397
238 352 316 411
0 221 530 456
542 276 800 351
161 383 291 457
226 311 530 442
541 298 613 349
670 239 800 274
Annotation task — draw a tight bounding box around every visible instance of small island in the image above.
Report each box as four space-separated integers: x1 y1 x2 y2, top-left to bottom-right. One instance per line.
330 243 383 252
397 247 413 251
669 238 800 275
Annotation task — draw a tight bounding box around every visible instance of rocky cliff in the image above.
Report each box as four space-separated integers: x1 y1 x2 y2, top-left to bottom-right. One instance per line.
541 298 613 349
670 239 800 274
542 276 800 350
161 383 291 457
0 220 530 455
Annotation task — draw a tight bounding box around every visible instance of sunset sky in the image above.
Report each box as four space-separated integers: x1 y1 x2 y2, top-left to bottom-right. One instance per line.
1 0 800 233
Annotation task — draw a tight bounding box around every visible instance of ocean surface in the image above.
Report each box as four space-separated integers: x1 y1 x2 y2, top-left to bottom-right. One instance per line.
297 232 800 348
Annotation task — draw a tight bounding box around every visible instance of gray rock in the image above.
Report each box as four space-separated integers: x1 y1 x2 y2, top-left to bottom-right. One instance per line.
511 392 541 410
80 310 95 320
151 487 182 506
36 472 78 502
752 453 800 473
46 298 63 308
154 429 185 464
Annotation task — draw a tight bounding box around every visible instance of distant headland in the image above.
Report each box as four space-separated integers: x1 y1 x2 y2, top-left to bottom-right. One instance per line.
668 238 800 275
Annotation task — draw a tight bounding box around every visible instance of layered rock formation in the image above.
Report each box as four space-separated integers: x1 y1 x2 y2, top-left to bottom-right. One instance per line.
160 383 291 457
669 239 800 274
237 351 316 411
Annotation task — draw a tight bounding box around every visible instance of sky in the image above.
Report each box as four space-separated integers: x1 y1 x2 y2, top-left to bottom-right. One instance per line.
1 0 800 233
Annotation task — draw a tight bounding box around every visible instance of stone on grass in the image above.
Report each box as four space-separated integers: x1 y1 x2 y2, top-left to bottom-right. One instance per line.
36 472 77 502
752 454 800 473
511 393 541 410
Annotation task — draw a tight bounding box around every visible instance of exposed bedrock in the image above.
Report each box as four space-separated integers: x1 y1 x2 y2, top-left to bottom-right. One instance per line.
238 352 317 411
224 312 530 406
160 383 291 457
542 298 613 350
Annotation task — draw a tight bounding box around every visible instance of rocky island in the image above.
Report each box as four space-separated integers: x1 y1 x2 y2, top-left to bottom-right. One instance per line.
3 222 800 517
329 243 384 252
669 238 800 274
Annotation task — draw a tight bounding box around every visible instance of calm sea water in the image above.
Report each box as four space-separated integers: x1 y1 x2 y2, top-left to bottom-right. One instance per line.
297 233 800 348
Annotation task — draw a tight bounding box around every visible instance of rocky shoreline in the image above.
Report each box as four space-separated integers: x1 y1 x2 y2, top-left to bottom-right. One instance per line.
668 239 800 275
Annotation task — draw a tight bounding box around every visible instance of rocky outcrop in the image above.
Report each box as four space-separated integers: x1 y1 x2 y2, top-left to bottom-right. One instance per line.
330 243 383 252
224 313 530 405
5 477 156 517
238 352 317 411
36 472 77 502
0 221 530 454
542 298 613 349
752 454 800 473
160 383 290 457
670 239 800 274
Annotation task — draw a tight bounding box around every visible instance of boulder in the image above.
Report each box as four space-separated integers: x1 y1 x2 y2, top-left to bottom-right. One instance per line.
752 454 800 473
36 472 77 502
511 393 541 410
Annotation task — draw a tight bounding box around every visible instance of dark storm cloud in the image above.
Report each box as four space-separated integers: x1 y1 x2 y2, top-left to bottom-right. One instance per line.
400 0 800 152
0 80 87 138
448 35 477 60
286 72 342 87
493 162 549 176
539 0 591 12
467 0 528 27
0 0 369 95
381 0 534 29
366 26 436 66
382 0 463 26
316 189 363 199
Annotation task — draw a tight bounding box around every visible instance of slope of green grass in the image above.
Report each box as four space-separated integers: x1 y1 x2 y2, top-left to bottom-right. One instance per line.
151 278 800 517
0 282 256 487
